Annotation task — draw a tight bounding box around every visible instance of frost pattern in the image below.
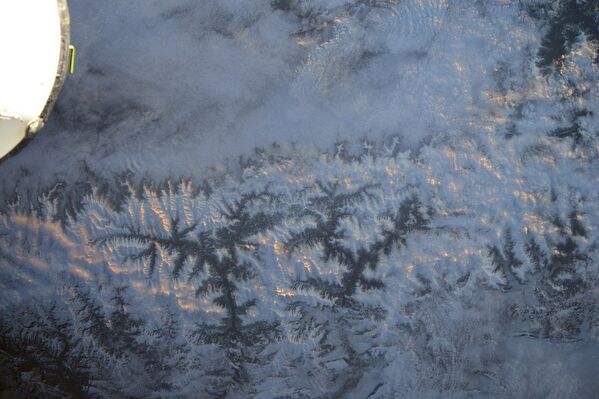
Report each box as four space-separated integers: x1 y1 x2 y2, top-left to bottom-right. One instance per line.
1 117 598 396
1 0 599 397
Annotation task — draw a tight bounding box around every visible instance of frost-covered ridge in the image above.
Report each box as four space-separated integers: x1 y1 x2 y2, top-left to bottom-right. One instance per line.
1 0 599 397
1 122 598 397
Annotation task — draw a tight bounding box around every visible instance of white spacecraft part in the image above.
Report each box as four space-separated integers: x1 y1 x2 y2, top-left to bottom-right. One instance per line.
0 0 71 159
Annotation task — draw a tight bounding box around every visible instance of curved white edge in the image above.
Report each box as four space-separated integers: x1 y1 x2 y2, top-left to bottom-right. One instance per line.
0 0 64 159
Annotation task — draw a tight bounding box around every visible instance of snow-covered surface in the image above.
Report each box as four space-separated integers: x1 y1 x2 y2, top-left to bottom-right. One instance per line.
1 1 598 398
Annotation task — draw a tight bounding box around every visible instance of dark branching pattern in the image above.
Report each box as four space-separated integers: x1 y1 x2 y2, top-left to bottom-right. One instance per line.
94 191 283 391
532 0 599 74
1 13 598 396
287 182 383 303
0 152 597 397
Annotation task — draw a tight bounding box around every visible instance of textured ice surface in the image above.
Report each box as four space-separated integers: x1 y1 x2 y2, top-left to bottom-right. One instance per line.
1 1 598 398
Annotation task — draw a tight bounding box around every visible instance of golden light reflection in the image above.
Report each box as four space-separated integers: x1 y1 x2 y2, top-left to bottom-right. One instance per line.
436 209 449 217
521 212 558 234
149 197 171 232
540 155 556 165
303 261 312 272
161 279 170 295
276 287 295 297
108 261 129 274
24 256 48 270
273 240 284 257
427 177 440 186
70 266 91 280
477 155 501 179
512 190 537 205
385 165 399 176
12 215 77 252
137 200 146 228
442 148 458 170
177 301 197 311
131 281 146 290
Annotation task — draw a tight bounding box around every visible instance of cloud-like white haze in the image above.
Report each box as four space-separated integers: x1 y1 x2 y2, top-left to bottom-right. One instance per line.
1 0 540 188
